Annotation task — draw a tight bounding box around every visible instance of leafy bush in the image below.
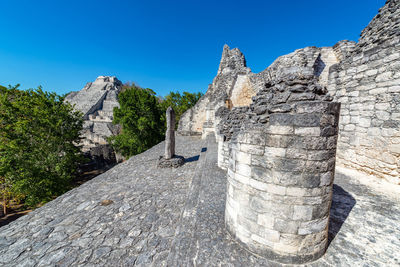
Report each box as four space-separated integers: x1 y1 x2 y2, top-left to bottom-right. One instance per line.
109 86 202 158
0 85 84 207
159 91 203 129
109 86 164 158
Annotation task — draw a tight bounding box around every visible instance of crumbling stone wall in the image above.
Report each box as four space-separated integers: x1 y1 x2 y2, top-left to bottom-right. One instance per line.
328 0 400 184
222 75 340 264
179 45 339 137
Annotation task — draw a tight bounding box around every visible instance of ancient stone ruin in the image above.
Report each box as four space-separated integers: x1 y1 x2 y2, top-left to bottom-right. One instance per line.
158 107 184 168
65 76 123 165
179 0 400 185
0 1 399 266
223 77 340 263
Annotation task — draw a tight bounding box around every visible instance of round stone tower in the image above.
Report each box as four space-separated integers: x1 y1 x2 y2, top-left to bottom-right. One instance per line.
225 101 340 264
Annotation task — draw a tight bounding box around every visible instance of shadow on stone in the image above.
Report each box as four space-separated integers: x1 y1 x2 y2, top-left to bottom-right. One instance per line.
328 184 356 246
185 155 200 163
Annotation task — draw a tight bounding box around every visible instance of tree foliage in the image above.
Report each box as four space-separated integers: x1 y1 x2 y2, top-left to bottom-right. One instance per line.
109 86 164 158
159 91 203 128
110 87 202 159
0 86 84 207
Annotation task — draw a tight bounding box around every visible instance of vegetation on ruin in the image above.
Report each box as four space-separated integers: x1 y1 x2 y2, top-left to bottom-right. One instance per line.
109 85 165 158
0 85 84 210
110 86 202 158
159 91 203 129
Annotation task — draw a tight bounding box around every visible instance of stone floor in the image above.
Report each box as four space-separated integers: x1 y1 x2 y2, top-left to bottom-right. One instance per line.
0 135 399 266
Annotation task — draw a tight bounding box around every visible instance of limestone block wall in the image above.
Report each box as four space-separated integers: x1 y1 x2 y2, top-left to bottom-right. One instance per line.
225 101 340 264
328 0 400 184
230 74 257 107
217 136 230 170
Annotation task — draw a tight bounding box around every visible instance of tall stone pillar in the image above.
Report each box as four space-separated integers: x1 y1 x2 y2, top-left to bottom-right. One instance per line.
165 106 175 160
225 101 340 264
158 107 184 168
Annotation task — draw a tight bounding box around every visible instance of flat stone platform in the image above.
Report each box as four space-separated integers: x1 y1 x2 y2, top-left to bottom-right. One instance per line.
0 135 399 266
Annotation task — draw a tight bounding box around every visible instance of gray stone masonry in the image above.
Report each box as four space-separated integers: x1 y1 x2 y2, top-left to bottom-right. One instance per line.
328 0 400 184
178 44 338 137
225 101 340 264
164 107 176 159
182 0 400 185
158 107 184 168
65 76 123 163
1 136 400 266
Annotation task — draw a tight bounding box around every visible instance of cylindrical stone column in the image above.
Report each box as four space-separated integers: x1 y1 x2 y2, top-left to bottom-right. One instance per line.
225 101 340 264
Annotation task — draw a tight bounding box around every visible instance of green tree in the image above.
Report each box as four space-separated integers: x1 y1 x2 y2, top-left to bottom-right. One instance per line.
109 86 164 158
0 86 84 207
159 91 203 128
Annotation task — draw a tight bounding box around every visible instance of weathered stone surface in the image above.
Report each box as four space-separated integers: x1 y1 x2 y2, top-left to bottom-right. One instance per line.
157 155 184 168
0 136 203 266
65 76 123 164
327 0 400 184
0 136 399 266
164 106 176 159
179 44 338 137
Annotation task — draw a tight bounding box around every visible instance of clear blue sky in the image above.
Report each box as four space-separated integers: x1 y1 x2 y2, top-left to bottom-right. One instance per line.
0 0 385 96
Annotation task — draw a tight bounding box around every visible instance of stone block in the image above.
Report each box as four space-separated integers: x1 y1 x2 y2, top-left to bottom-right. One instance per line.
268 113 294 126
285 148 307 160
293 114 321 127
303 137 328 150
369 87 387 95
273 242 298 254
294 102 328 114
298 217 329 235
300 173 322 188
294 127 321 136
286 187 308 197
327 136 338 149
249 178 269 192
240 144 265 155
251 155 273 169
251 166 274 183
274 218 299 234
305 160 329 173
280 233 303 247
359 117 371 128
234 170 250 185
259 228 280 242
312 203 330 219
320 172 334 186
250 196 270 213
265 135 296 148
376 71 393 82
238 215 260 233
265 125 294 135
276 159 306 172
236 151 251 165
320 126 338 137
257 214 275 229
273 171 302 186
307 150 335 161
266 184 286 196
251 234 275 248
298 231 327 253
264 147 286 158
228 158 236 171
